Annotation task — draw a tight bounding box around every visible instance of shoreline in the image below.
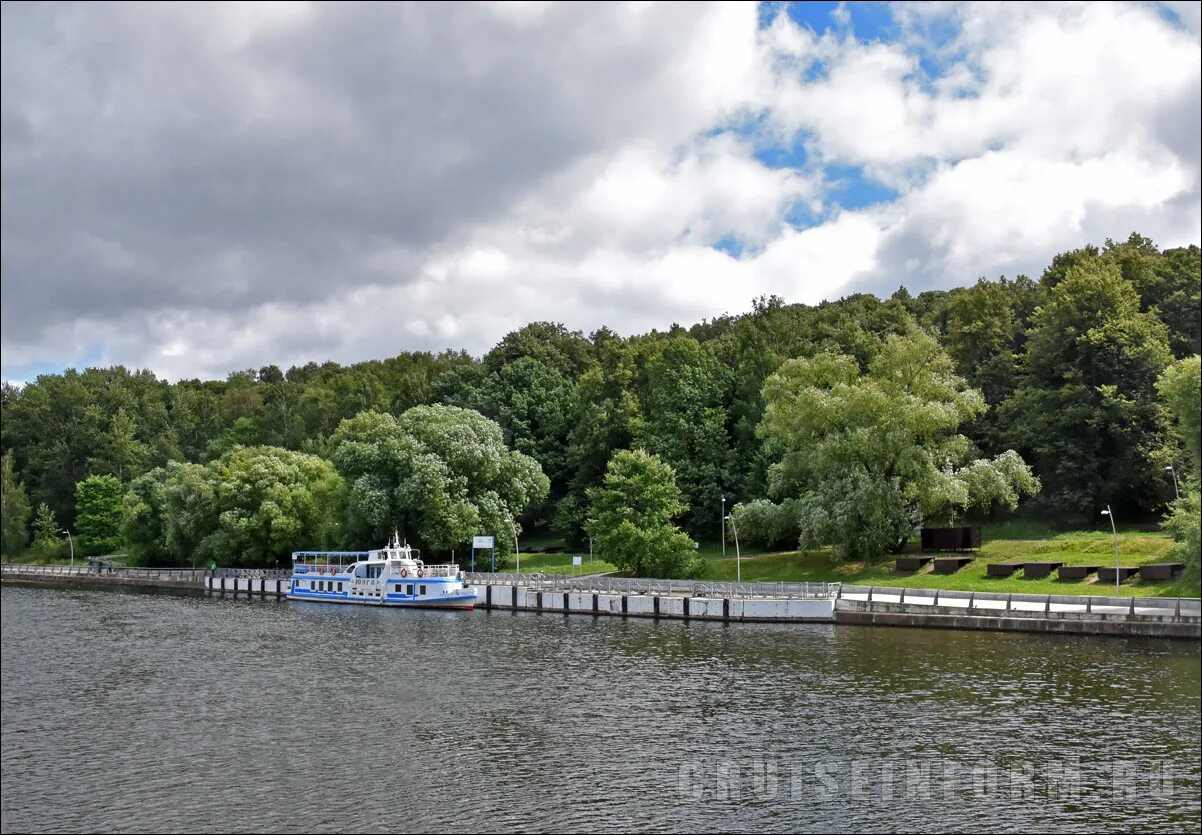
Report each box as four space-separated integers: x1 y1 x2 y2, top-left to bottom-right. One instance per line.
3 565 1198 640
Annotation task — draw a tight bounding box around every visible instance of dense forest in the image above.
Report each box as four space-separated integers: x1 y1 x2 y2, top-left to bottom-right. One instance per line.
1 233 1199 569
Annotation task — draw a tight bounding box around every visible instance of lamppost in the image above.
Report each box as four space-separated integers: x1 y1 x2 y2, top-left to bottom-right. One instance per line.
720 494 726 559
61 530 74 568
514 531 520 578
1164 465 1180 500
726 513 741 583
1101 506 1119 597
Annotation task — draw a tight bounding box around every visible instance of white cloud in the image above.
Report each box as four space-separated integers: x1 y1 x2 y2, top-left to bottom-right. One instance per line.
1 1 1198 381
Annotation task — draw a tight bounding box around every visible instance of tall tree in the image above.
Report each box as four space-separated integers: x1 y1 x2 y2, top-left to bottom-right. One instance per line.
997 256 1173 517
758 331 1039 562
1 451 32 554
632 336 730 535
74 475 126 555
1158 355 1201 575
328 407 548 558
557 329 639 544
586 449 700 579
31 502 63 557
123 448 343 567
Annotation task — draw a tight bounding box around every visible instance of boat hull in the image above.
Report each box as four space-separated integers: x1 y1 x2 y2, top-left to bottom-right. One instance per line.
287 591 477 610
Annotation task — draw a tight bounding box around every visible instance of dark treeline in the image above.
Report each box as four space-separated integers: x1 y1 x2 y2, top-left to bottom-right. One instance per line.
2 233 1199 554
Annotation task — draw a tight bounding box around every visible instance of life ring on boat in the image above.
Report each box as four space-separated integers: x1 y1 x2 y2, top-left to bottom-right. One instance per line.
417 568 426 578
400 568 409 578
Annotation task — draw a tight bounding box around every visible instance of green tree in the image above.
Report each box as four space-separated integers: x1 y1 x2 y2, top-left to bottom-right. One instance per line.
329 406 548 558
122 448 342 567
1157 355 1201 475
632 336 730 534
557 329 639 544
730 498 802 550
1 451 32 554
90 407 150 480
486 356 575 525
585 449 700 578
121 466 173 564
31 502 64 557
759 331 1039 562
199 446 343 567
1158 355 1201 574
75 475 126 555
1104 234 1200 358
997 256 1173 517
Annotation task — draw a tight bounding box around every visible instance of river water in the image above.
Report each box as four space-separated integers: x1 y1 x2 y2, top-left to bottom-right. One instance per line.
1 585 1199 833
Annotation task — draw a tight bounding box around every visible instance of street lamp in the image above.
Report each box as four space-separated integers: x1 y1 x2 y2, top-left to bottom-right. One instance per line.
725 513 741 584
1100 507 1119 597
1164 465 1180 500
61 530 74 568
720 494 726 559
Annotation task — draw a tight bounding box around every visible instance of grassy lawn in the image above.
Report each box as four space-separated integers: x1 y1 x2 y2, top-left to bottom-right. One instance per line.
499 551 618 576
698 531 1199 598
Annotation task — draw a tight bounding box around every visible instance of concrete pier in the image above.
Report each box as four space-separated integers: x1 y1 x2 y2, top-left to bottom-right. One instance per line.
1 564 208 596
833 584 1201 639
4 563 1199 638
466 580 836 622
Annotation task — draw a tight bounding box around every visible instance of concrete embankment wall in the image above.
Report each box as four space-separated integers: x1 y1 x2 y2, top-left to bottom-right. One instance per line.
467 583 835 622
2 567 208 596
834 600 1201 639
5 565 1199 638
832 585 1202 639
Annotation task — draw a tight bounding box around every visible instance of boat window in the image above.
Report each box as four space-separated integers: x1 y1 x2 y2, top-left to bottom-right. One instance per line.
407 584 414 595
419 585 426 596
337 582 343 592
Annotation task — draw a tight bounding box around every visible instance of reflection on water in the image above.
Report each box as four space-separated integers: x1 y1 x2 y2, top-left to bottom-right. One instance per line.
2 585 1199 833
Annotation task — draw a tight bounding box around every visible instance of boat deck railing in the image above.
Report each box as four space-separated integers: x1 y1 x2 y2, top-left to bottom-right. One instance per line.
422 565 461 578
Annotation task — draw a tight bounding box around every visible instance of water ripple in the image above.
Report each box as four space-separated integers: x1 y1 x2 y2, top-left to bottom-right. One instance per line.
2 586 1199 833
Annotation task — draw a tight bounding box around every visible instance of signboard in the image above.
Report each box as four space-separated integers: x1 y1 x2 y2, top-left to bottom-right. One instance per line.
472 536 494 549
572 555 583 566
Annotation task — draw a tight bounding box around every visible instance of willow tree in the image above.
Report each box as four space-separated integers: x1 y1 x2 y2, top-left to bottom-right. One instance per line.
756 330 1039 562
121 447 343 567
328 406 548 558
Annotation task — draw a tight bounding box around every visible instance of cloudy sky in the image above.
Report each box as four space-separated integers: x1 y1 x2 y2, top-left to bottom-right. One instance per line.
2 1 1199 382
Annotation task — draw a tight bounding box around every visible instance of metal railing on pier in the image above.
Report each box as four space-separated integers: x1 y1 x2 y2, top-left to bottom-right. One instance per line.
1 563 208 580
837 584 1201 620
464 572 840 600
211 567 292 580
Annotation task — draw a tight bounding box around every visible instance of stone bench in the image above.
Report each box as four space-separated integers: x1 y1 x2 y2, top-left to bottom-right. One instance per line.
932 556 975 574
987 562 1024 577
1138 563 1186 581
1023 561 1064 579
1057 565 1101 581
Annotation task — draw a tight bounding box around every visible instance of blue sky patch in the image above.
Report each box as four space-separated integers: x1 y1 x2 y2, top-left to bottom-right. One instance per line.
779 2 899 42
823 165 899 210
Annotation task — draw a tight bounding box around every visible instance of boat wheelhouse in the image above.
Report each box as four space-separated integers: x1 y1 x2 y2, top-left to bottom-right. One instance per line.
288 533 476 609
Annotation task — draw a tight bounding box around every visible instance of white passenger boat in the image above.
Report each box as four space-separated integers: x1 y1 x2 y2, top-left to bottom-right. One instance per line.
288 533 477 609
